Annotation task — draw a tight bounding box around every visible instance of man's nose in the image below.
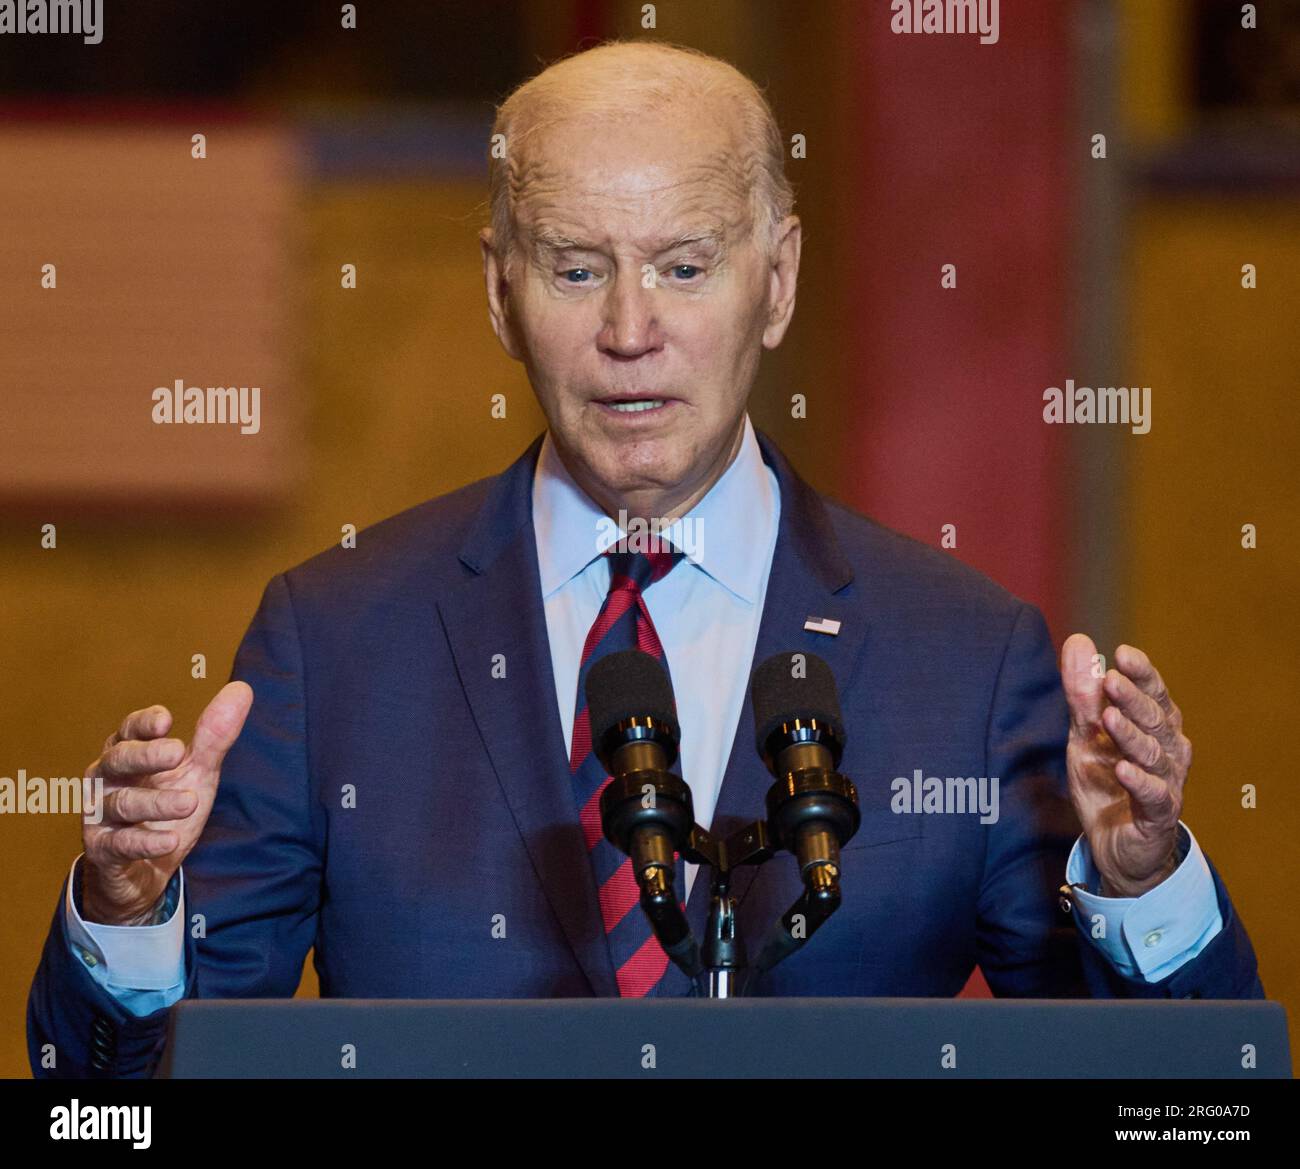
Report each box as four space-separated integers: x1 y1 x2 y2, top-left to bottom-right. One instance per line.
597 274 663 357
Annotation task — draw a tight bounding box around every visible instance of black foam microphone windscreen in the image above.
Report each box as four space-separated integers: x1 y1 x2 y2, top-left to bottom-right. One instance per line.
585 649 677 745
750 651 846 755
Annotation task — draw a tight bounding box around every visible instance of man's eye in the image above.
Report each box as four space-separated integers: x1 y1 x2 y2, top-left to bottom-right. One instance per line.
668 264 701 280
561 268 593 283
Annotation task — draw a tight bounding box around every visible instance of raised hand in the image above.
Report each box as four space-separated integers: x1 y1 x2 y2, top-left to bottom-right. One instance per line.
80 682 253 925
1059 634 1191 898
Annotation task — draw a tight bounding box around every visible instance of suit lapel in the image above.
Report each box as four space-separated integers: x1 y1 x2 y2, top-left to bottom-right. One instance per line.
653 429 868 997
436 437 618 997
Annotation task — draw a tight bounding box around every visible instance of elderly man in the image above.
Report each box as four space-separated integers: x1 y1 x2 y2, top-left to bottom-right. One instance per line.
29 41 1261 1079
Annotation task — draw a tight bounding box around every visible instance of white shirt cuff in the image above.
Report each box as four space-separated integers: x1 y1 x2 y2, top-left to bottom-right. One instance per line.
64 854 186 991
1066 821 1223 982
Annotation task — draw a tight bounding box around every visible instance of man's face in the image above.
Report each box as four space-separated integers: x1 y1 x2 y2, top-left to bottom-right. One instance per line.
482 105 799 517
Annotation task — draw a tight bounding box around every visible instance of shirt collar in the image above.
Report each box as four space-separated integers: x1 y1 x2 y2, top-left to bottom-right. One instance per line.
532 413 776 604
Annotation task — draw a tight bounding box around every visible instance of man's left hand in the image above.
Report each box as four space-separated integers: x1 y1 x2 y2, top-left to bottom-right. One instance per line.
1060 633 1192 898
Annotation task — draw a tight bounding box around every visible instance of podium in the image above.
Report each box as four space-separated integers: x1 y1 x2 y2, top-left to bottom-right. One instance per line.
158 998 1292 1077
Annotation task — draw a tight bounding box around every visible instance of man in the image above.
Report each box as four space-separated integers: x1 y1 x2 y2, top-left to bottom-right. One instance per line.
28 41 1262 1079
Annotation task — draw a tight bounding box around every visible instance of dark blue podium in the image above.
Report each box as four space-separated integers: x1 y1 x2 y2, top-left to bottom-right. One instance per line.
158 998 1292 1078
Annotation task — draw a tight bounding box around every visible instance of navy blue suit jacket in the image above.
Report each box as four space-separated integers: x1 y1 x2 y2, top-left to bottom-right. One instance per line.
28 431 1264 1077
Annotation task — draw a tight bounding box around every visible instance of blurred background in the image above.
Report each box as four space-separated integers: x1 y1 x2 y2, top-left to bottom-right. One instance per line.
1 0 1297 1076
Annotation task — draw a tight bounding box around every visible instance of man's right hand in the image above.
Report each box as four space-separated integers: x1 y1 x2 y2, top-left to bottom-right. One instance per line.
80 682 254 926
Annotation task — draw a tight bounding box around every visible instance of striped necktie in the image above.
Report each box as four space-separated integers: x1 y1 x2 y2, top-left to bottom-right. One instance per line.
569 546 687 996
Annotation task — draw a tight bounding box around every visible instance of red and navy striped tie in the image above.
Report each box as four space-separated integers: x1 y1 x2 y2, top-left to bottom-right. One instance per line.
569 546 687 996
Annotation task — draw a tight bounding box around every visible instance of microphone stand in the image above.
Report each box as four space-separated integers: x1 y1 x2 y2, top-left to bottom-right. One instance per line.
600 722 860 998
673 807 855 998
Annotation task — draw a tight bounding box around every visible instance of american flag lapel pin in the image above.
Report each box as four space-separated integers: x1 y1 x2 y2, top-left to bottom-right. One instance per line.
803 616 842 636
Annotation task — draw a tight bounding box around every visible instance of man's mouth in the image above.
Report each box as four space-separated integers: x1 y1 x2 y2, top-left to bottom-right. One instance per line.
603 398 668 414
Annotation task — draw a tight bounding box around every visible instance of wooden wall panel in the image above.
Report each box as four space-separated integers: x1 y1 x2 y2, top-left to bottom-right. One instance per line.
0 125 302 504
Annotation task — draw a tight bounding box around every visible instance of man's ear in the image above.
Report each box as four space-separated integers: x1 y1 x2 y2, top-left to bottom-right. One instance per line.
480 227 522 361
761 214 802 350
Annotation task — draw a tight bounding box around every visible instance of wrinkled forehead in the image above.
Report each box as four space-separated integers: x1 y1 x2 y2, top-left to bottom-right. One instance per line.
509 112 757 249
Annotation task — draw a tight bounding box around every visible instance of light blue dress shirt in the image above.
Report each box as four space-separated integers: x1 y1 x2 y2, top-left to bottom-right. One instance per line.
532 413 781 905
67 413 1221 1011
65 855 186 1016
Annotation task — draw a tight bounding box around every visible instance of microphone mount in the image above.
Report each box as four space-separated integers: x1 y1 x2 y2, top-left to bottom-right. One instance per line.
600 714 860 998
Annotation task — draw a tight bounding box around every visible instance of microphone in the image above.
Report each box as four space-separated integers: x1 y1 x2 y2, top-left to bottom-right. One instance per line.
747 651 860 980
750 651 860 882
585 650 701 977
